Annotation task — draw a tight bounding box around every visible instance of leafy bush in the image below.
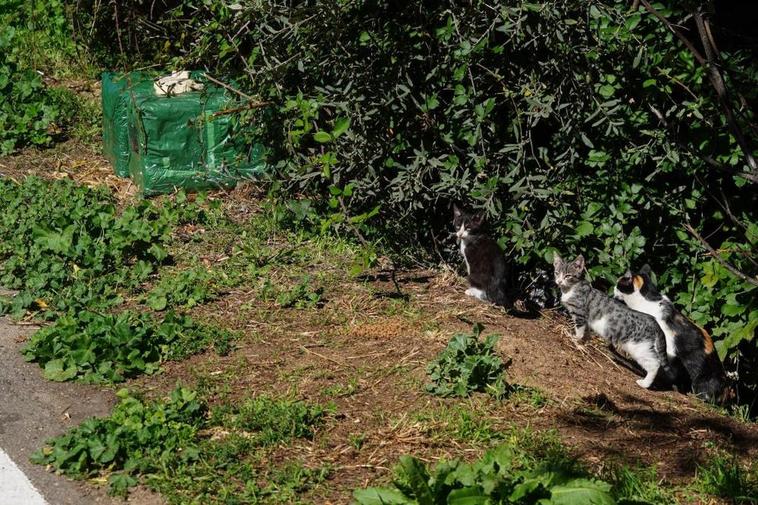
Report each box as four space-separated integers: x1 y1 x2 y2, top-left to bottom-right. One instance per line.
22 310 235 383
0 27 69 153
83 0 757 387
0 0 81 74
31 387 205 496
0 0 96 152
145 267 218 311
33 388 327 498
0 177 205 317
426 324 507 398
354 443 616 505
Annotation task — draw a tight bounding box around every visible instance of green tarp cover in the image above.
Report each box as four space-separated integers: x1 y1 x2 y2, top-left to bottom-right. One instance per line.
101 72 154 177
102 71 266 195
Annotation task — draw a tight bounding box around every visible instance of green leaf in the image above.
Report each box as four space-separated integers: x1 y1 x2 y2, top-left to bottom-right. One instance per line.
353 487 413 504
541 478 614 505
313 131 332 143
148 244 168 261
331 117 350 139
717 315 758 359
43 358 78 381
423 94 439 111
148 295 168 311
395 456 434 505
625 14 641 30
511 476 548 501
575 222 594 237
598 85 614 98
721 304 744 317
448 487 488 504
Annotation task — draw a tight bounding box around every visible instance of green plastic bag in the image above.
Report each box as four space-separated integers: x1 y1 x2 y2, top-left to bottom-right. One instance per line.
103 71 266 194
101 72 154 177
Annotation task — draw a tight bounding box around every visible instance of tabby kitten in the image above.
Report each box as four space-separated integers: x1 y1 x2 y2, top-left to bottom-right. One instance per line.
615 265 729 404
554 254 675 389
453 204 508 307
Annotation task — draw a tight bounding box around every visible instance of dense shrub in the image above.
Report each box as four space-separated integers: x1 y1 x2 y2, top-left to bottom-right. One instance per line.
0 28 68 154
52 2 758 391
0 177 207 317
0 0 94 153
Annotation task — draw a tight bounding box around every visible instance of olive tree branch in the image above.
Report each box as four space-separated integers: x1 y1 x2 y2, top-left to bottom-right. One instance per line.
639 0 758 179
683 223 758 288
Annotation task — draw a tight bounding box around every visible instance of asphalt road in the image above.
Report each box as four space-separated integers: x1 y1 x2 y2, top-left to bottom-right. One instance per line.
0 315 162 505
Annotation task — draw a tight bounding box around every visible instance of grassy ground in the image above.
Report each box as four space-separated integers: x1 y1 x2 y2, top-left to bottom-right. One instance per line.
1 141 757 502
135 187 758 504
4 15 751 503
2 129 757 505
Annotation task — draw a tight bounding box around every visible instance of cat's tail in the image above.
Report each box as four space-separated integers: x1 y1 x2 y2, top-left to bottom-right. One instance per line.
652 329 680 388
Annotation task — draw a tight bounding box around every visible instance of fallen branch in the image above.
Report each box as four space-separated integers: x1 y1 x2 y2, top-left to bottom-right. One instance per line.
683 223 758 287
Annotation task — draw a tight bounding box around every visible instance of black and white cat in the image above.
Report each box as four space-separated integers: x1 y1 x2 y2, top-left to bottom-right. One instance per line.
554 254 675 389
615 265 729 404
452 204 509 307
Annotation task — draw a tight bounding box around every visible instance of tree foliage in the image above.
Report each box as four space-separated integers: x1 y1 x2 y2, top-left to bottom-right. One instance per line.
50 1 758 390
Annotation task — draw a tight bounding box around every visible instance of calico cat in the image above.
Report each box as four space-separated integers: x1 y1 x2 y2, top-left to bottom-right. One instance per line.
614 265 729 404
553 254 675 389
453 204 509 307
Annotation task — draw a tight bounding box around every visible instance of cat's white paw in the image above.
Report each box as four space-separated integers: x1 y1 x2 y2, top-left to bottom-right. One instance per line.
636 377 654 389
465 287 487 301
570 336 587 348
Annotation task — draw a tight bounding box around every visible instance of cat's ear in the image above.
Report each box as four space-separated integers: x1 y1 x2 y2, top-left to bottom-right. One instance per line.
571 254 585 271
552 252 563 268
472 213 485 228
641 264 658 286
453 203 461 218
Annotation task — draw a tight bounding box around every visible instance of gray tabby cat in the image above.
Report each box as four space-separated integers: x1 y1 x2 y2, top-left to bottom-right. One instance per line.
553 253 675 389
